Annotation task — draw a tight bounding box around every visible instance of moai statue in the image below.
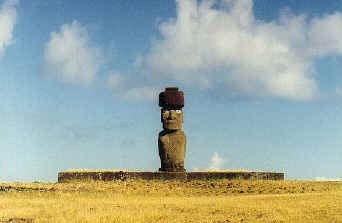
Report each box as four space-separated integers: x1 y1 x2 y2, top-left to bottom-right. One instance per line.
158 87 186 172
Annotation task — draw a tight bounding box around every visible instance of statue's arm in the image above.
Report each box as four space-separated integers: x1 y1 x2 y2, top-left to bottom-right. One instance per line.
158 135 162 158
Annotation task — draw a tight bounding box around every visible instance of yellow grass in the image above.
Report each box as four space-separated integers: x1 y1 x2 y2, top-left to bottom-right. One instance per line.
1 180 341 222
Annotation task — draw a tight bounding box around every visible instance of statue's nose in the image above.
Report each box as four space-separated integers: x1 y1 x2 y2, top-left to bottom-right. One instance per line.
169 110 176 119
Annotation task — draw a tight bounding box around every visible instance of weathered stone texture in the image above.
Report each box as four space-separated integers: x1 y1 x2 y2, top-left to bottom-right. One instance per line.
158 87 187 172
158 129 186 172
58 171 285 182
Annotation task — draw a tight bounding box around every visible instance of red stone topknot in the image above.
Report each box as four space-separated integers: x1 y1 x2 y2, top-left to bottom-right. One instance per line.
159 87 184 109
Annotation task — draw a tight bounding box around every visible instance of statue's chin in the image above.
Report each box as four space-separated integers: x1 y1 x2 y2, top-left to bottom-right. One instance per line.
163 124 181 130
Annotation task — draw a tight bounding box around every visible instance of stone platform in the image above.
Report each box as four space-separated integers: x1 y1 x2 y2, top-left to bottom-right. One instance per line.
58 170 284 182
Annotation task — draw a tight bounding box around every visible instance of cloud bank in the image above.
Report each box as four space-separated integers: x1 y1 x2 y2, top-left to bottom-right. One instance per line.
107 72 125 89
0 0 18 55
122 86 159 101
105 70 159 102
41 0 342 102
315 177 341 181
209 152 224 170
44 21 102 85
142 0 342 100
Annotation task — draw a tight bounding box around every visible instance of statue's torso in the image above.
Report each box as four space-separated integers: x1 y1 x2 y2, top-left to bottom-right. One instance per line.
158 130 186 171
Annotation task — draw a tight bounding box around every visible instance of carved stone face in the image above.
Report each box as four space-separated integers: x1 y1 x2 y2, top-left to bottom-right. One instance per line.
161 109 183 130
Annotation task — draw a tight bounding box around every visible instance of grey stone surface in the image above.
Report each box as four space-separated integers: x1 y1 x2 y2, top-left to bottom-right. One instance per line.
57 171 285 182
158 87 187 172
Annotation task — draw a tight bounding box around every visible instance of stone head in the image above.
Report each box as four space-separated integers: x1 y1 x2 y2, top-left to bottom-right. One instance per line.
161 109 183 130
159 87 185 130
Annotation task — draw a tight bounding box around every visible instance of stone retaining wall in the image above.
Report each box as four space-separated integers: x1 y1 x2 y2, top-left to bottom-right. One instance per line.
58 171 284 182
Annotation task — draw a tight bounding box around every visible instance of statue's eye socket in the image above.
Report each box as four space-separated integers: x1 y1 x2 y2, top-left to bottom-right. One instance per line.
176 110 182 113
163 111 169 116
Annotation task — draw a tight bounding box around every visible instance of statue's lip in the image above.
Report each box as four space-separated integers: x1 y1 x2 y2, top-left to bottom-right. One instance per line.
165 120 177 123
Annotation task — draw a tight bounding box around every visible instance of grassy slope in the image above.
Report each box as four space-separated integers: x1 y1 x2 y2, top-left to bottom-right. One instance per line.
0 180 341 223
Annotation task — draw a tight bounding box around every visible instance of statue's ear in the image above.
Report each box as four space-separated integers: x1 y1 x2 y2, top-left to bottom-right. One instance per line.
160 109 163 122
180 110 184 123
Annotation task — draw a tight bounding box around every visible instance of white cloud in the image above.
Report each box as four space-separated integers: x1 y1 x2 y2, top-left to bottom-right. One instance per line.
142 0 342 100
123 87 159 102
107 72 125 89
335 87 342 97
308 13 342 57
0 0 18 55
192 167 200 171
208 152 224 170
44 21 102 85
315 177 341 181
105 71 159 102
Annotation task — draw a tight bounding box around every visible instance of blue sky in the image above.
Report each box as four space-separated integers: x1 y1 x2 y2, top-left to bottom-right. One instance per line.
0 0 342 181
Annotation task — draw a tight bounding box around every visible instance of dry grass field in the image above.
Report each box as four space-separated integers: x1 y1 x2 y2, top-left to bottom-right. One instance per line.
0 179 341 222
